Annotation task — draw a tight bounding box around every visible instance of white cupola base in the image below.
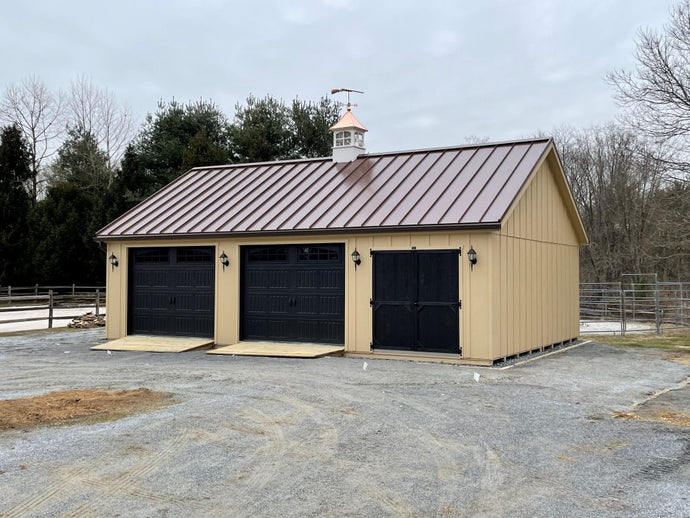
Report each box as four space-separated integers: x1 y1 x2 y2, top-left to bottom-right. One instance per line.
329 106 368 163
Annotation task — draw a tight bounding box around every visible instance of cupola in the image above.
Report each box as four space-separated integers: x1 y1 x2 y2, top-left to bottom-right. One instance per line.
329 89 367 163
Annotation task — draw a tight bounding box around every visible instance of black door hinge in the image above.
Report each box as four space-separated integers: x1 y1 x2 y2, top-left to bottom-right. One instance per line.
458 300 462 309
370 298 374 307
458 247 462 256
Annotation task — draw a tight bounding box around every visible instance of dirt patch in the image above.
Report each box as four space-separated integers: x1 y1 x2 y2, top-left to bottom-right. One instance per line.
667 352 690 366
0 388 173 431
612 411 640 420
653 410 690 427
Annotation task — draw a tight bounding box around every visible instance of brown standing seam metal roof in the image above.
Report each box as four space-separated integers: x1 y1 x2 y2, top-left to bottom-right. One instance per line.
97 138 554 239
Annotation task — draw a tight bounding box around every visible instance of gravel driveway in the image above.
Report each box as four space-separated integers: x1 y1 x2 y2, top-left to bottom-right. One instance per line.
1 329 689 517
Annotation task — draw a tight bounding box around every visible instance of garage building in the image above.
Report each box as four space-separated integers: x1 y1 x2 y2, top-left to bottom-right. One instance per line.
97 108 588 364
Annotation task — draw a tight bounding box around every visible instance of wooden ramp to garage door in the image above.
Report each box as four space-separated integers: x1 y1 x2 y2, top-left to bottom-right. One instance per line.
208 342 344 358
91 336 213 353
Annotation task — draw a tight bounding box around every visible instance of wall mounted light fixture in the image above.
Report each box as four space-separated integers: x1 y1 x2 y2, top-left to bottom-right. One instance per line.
351 249 361 269
109 253 119 270
219 251 229 271
467 246 477 270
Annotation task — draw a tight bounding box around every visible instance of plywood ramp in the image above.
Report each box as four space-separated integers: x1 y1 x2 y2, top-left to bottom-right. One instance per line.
208 342 345 358
91 335 213 353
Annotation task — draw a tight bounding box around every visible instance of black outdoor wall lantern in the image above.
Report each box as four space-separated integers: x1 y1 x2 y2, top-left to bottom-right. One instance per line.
109 253 119 270
467 246 477 270
219 251 229 271
351 249 361 269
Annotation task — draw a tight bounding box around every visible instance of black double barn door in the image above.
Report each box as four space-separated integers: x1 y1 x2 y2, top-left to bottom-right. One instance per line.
128 247 215 338
241 244 345 344
372 250 460 354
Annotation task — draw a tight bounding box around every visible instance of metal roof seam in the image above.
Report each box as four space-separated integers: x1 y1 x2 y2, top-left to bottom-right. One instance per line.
487 143 551 223
167 163 254 234
272 159 363 230
359 151 443 228
144 168 232 235
496 142 552 222
398 149 470 226
198 164 279 233
381 150 446 227
320 155 402 229
457 144 516 223
478 143 534 222
436 145 498 224
221 162 303 231
230 161 320 231
422 148 483 225
97 168 198 236
341 152 423 228
113 169 204 236
257 160 333 231
289 156 381 230
190 164 263 233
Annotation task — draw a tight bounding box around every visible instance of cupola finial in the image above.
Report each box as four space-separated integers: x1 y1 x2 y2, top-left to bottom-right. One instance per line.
329 88 367 163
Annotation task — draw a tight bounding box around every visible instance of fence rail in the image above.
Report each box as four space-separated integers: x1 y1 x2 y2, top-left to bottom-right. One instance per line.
580 275 690 335
0 285 105 330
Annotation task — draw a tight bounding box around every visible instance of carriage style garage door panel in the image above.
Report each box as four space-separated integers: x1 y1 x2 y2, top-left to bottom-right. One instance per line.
372 250 460 354
128 247 215 338
242 244 345 344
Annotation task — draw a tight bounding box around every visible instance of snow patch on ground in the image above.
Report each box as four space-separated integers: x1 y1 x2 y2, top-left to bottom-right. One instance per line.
580 320 655 334
0 307 106 333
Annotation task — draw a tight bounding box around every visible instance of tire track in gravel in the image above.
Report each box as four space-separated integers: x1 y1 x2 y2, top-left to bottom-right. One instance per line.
220 405 289 512
2 464 96 518
5 428 212 518
56 428 212 517
263 394 340 462
213 394 344 515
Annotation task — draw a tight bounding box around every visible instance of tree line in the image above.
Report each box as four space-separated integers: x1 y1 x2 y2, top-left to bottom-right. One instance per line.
2 1 690 285
0 79 339 286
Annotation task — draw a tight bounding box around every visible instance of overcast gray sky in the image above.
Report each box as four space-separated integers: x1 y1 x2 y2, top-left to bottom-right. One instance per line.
0 0 677 153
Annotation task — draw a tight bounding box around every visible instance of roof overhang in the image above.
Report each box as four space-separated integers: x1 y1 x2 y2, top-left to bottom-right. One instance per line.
96 222 503 243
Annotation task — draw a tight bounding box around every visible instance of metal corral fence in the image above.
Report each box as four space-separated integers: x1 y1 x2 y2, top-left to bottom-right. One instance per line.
0 285 105 329
580 274 690 334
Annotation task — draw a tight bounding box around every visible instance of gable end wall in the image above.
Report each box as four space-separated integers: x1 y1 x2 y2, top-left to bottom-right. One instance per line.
495 158 580 358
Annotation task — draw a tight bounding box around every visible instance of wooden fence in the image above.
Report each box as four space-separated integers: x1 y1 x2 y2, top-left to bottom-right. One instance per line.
0 285 105 329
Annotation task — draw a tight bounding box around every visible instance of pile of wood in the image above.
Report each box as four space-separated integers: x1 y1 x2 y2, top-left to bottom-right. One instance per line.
68 312 105 328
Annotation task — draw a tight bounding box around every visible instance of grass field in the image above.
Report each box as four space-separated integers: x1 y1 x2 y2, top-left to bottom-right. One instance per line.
590 328 690 350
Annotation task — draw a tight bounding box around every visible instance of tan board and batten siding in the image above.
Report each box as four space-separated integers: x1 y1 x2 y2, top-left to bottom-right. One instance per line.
99 139 587 364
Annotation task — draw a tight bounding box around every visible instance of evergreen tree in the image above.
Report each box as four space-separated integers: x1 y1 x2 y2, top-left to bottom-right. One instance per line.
0 124 32 284
51 127 110 197
28 183 102 284
290 97 340 158
118 99 231 202
230 95 293 162
28 128 112 285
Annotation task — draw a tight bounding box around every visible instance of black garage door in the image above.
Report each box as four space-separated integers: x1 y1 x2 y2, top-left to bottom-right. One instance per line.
241 244 344 344
128 247 215 338
372 250 460 354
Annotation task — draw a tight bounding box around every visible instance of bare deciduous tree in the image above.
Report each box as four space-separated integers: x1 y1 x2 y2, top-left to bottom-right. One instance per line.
69 75 134 181
0 76 65 200
554 124 681 281
608 0 690 178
